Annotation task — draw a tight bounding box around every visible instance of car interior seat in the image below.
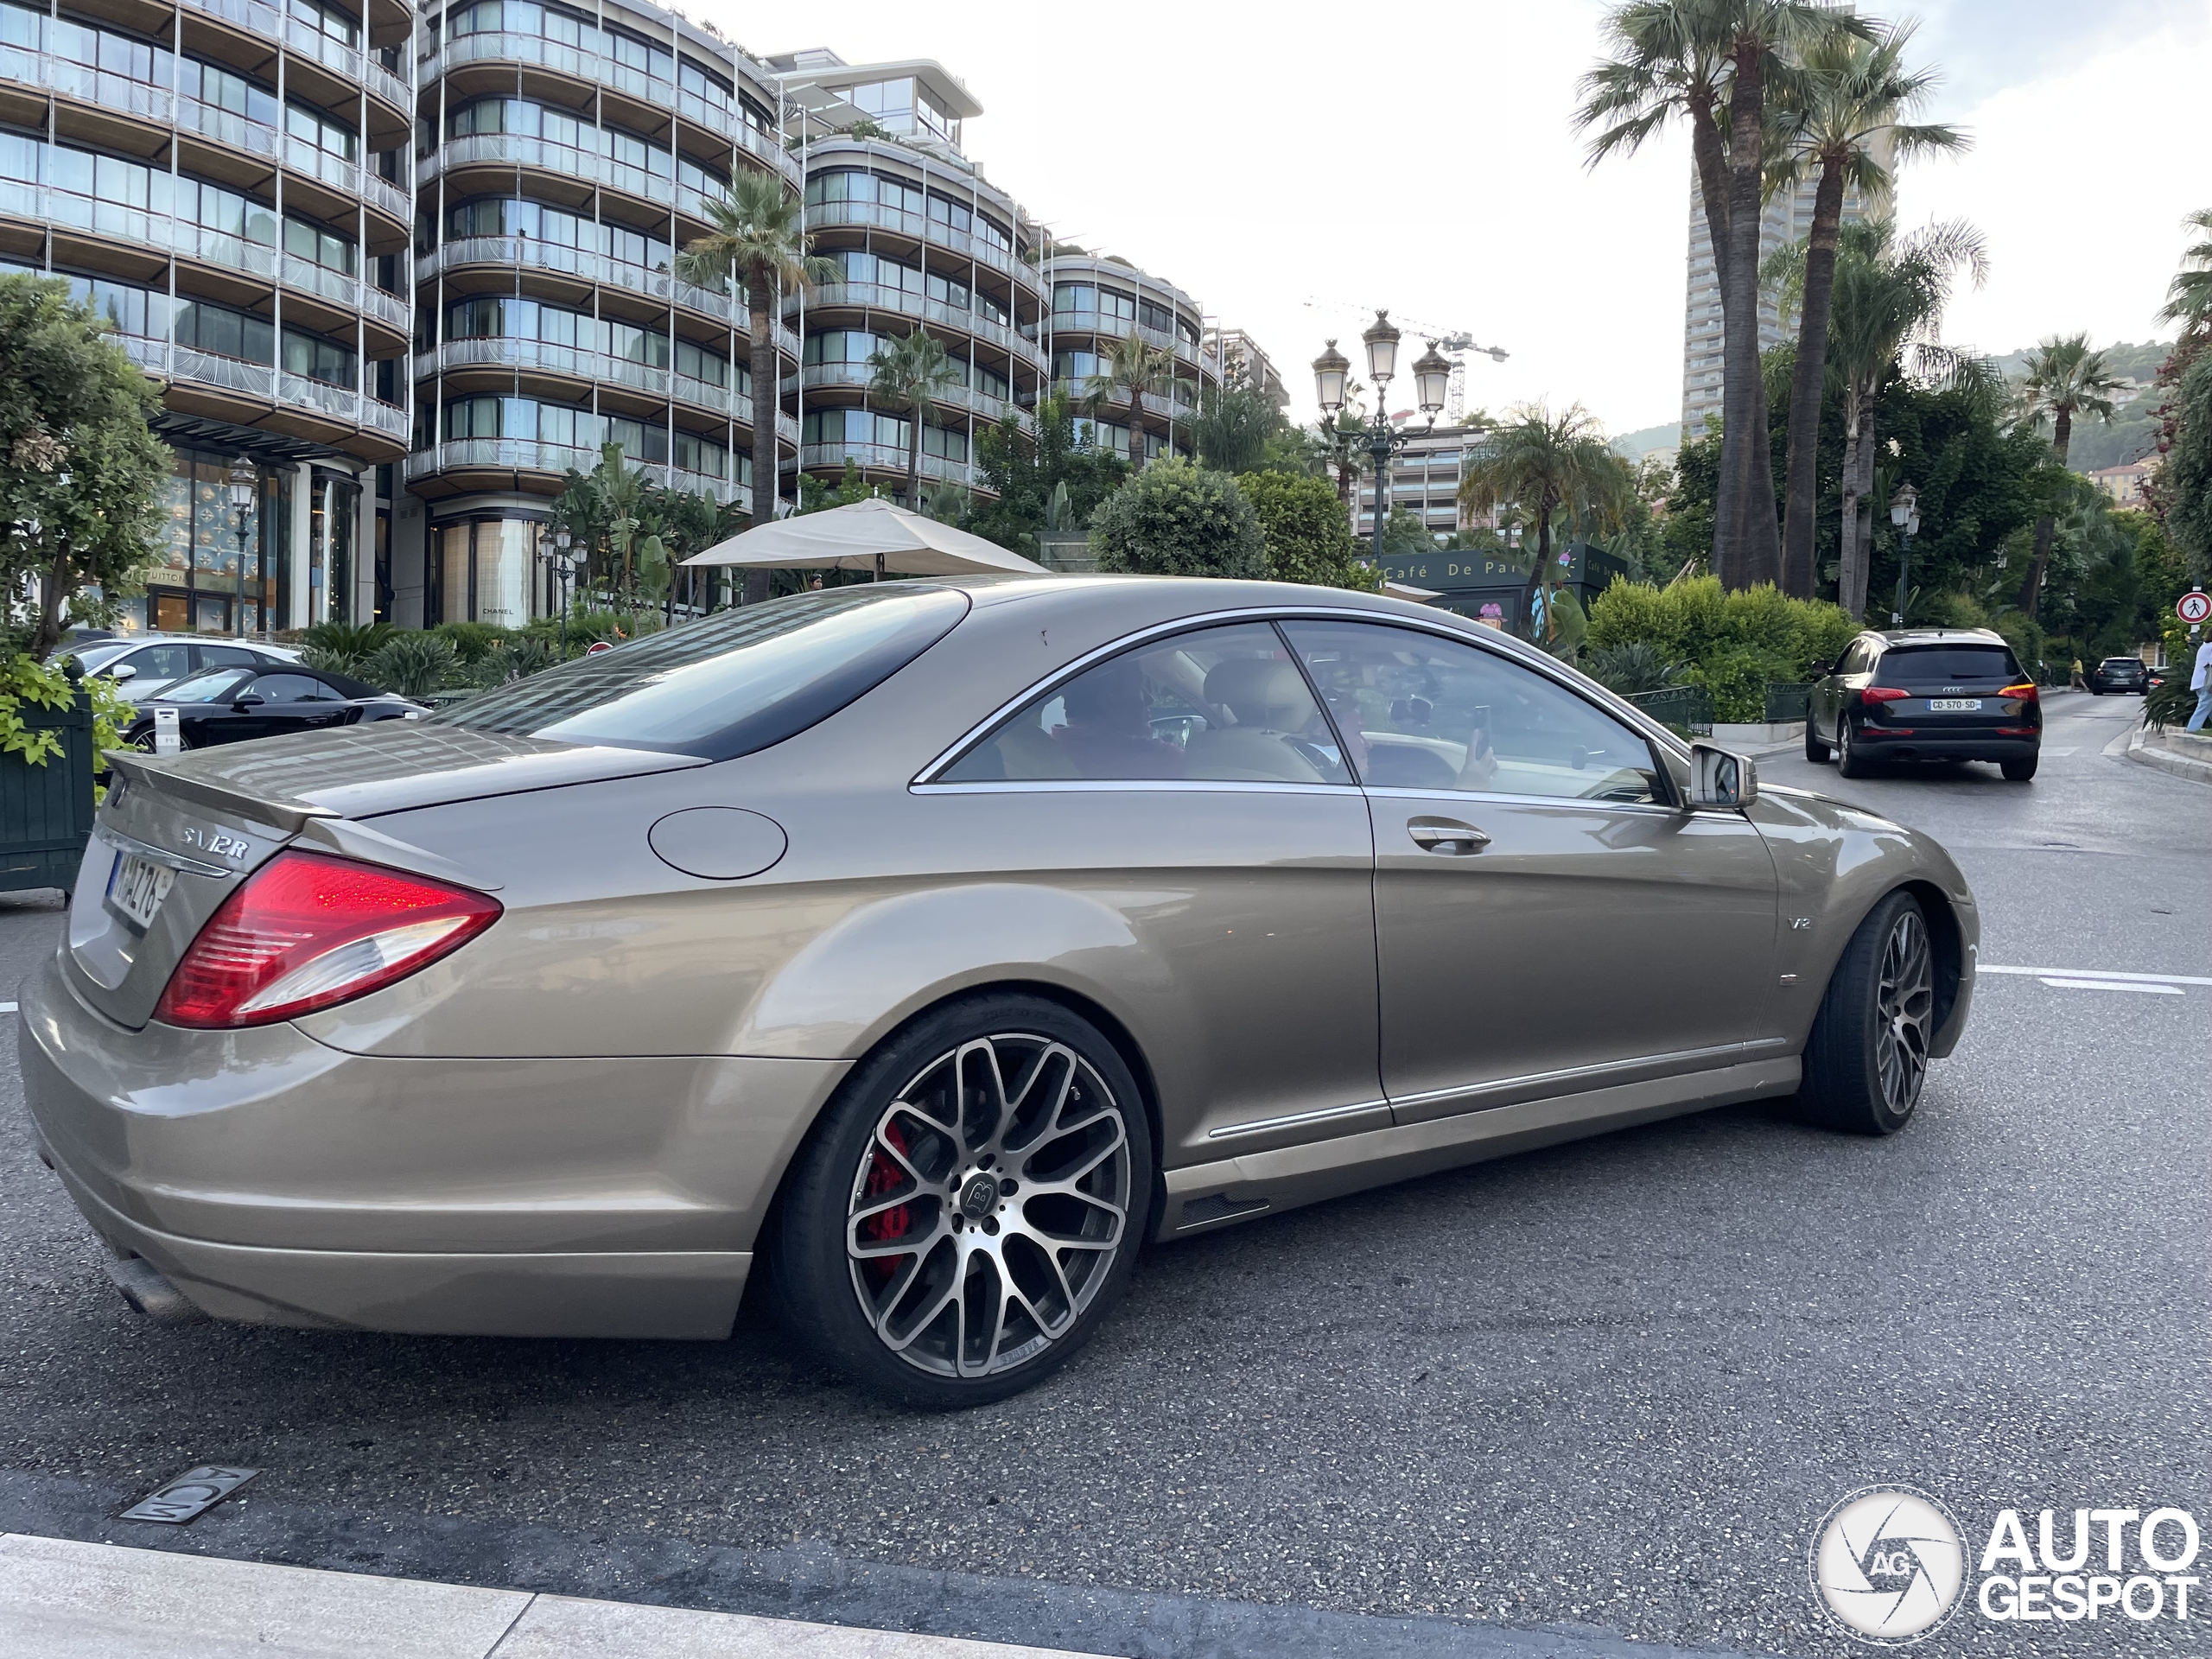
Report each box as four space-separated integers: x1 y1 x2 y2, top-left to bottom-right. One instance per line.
1182 659 1328 782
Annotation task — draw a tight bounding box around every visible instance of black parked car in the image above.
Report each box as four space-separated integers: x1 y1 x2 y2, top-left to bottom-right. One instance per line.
123 665 423 751
1806 628 2042 782
2088 656 2149 694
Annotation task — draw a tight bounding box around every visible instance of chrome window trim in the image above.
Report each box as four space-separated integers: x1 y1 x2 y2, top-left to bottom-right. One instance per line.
913 779 1367 798
1358 785 1676 817
1390 1037 1791 1114
912 601 1689 788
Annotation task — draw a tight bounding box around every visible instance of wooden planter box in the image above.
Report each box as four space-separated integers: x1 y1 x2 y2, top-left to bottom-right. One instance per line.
0 690 96 893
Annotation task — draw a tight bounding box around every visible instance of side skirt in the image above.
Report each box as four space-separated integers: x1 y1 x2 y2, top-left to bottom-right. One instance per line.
1155 1056 1801 1241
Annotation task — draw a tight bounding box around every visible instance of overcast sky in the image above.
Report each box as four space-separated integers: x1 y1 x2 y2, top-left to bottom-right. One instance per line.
709 0 2211 439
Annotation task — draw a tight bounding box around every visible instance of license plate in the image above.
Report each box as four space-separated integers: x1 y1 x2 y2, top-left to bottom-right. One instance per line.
1929 698 1982 712
105 849 175 934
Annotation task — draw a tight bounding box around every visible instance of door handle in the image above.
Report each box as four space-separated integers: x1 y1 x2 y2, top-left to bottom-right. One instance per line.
1408 817 1491 854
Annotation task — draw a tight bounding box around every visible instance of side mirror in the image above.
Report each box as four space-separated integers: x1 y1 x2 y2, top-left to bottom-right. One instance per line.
1808 660 1831 678
232 693 265 709
109 663 137 682
1688 744 1758 810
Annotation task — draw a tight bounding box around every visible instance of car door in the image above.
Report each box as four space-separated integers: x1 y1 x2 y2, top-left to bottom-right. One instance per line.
931 620 1382 1160
1279 618 1780 1124
224 671 356 743
107 642 194 700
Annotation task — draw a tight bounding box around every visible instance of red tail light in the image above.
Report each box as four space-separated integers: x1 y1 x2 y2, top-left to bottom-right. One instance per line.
155 851 500 1029
1999 682 2038 701
1860 686 1910 703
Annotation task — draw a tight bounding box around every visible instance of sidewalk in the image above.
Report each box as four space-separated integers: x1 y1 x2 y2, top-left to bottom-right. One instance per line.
0 1534 1103 1659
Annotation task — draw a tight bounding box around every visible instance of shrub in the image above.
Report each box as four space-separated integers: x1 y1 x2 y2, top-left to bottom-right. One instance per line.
360 632 461 698
300 620 394 667
1584 639 1685 695
1090 460 1268 580
431 620 510 664
1586 575 1857 720
1237 469 1380 590
469 634 556 687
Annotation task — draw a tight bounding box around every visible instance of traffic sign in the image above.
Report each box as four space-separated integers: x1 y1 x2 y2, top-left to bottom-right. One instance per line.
2178 590 2211 625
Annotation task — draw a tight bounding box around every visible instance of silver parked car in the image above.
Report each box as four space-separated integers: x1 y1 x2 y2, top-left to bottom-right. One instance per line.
67 634 302 702
20 579 1977 1407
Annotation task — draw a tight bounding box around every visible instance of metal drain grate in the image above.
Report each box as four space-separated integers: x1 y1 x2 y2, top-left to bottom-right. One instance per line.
118 1465 259 1524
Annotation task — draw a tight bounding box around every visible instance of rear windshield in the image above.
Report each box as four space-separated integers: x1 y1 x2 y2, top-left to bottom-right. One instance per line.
1878 645 2022 683
429 585 969 760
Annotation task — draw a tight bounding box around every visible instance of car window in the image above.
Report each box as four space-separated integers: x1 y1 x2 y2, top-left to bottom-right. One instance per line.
433 585 969 760
1877 644 2022 683
944 622 1351 785
157 668 254 703
1837 640 1874 676
198 645 261 667
66 641 133 673
250 672 337 702
117 644 194 681
1280 620 1662 805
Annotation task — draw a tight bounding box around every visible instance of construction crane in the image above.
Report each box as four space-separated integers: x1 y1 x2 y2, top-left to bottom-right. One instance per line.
1300 300 1508 423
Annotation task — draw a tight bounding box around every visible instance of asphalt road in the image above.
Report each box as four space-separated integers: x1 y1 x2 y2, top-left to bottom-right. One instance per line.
2 688 2207 1658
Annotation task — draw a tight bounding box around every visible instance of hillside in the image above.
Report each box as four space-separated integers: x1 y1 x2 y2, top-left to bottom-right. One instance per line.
1611 422 1681 460
1993 339 2174 473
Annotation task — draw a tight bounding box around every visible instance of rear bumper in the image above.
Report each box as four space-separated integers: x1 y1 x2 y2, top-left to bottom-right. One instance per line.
1854 730 2038 763
16 954 846 1339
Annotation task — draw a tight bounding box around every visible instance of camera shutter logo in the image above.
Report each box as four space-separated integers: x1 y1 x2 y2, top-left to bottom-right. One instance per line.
1810 1486 1967 1644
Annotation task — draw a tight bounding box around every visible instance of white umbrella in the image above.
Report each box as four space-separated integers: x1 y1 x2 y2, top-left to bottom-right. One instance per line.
681 498 1048 580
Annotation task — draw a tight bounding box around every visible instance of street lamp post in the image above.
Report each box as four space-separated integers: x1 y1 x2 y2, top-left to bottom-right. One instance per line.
227 456 256 636
1313 313 1451 567
544 527 576 658
1889 481 1921 627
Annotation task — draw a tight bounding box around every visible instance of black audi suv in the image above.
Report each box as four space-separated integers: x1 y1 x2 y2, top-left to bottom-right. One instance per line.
1806 628 2042 781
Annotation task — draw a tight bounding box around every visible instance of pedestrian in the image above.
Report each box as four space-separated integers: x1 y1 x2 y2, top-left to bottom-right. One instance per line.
2069 656 2085 690
2189 634 2212 732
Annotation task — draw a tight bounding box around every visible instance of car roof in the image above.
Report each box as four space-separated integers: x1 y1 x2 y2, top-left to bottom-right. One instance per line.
1869 627 2008 645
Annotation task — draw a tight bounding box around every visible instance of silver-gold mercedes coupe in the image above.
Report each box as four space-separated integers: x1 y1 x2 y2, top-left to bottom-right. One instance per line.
20 577 1977 1407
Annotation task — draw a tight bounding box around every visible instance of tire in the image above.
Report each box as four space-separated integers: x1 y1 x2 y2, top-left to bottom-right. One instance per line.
1798 891 1936 1135
772 993 1155 1408
2000 755 2037 781
1804 717 1831 763
1834 717 1870 779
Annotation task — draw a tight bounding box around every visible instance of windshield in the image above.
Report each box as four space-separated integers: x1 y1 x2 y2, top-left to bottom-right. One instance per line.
67 641 134 673
1878 645 2022 683
157 668 254 703
430 585 970 760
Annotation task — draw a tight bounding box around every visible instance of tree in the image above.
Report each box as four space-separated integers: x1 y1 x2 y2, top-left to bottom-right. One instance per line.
1768 22 1963 599
1238 469 1380 590
1090 459 1267 579
1580 1 1869 590
2014 334 2121 619
2156 207 2212 336
1459 403 1636 644
963 390 1128 556
2162 353 2212 580
674 169 836 602
1313 410 1371 506
1822 217 1989 617
865 328 962 505
0 274 168 659
1082 331 1177 472
1192 384 1290 475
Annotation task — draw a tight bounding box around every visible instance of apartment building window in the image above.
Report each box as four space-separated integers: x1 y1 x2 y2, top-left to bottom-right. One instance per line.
1054 283 1135 326
442 196 670 271
671 429 729 479
286 99 359 163
181 59 278 126
1052 349 1103 384
0 134 281 249
674 338 735 389
58 271 169 342
805 329 883 365
284 214 357 275
175 298 275 364
282 327 357 388
806 168 925 219
289 0 359 49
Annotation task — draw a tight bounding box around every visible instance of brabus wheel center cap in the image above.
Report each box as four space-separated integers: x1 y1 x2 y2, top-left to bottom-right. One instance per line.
958 1173 1000 1221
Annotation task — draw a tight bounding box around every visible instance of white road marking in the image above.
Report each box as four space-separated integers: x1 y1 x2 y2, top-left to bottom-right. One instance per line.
1982 964 2212 986
2037 976 2183 995
0 1002 15 1014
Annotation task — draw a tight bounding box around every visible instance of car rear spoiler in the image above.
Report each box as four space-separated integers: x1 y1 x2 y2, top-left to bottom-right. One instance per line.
102 750 339 837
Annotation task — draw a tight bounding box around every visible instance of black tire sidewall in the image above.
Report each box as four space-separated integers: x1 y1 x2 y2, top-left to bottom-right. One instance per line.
772 993 1155 1409
1800 890 1927 1135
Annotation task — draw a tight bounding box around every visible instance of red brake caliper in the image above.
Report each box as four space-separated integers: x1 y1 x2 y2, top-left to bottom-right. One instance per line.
859 1119 914 1289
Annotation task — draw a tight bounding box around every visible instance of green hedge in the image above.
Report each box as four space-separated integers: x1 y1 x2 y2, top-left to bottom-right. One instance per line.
1586 577 1859 723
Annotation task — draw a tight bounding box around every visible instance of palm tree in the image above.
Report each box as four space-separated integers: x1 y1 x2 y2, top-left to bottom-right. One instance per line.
1579 0 1871 591
2015 334 2121 620
1083 331 1176 471
1768 22 1965 599
1459 403 1636 645
674 169 836 602
864 328 963 507
2157 208 2212 335
1823 218 1989 618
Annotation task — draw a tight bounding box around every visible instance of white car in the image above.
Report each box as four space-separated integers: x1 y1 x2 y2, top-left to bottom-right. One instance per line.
66 635 302 702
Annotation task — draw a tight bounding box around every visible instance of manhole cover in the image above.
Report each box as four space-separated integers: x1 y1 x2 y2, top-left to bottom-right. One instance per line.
118 1465 259 1524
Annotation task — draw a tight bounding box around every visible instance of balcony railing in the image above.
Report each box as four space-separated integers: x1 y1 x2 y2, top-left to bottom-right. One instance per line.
424 238 800 358
787 363 1031 429
193 0 410 112
790 283 1043 369
416 338 762 423
282 134 410 222
423 32 800 185
804 199 1014 276
794 441 971 486
405 439 747 506
281 252 407 328
1032 315 1215 374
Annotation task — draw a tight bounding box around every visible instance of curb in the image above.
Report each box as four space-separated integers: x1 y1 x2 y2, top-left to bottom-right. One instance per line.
2126 725 2212 786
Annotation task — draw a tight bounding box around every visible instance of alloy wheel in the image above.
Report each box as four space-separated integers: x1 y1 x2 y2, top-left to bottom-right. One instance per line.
1874 909 1933 1116
845 1033 1133 1379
